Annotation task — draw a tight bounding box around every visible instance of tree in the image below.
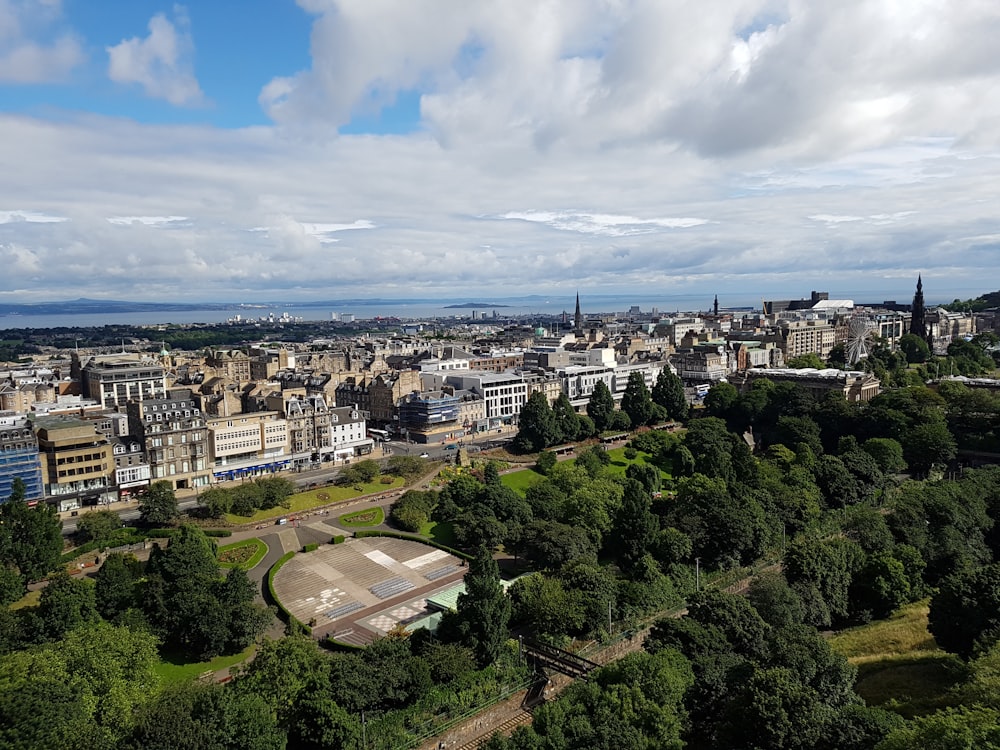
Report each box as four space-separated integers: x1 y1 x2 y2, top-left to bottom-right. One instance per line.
902 421 957 475
534 450 557 475
898 333 931 363
95 552 140 621
139 481 179 526
861 437 906 474
255 475 297 509
850 552 911 621
38 570 100 639
198 488 232 519
450 547 511 668
670 474 767 569
876 706 1000 750
514 391 559 453
586 380 616 432
551 392 581 443
0 496 63 582
703 381 739 419
515 520 597 569
509 573 586 639
929 563 1000 659
610 479 660 578
621 371 654 427
683 417 738 482
652 367 689 421
76 510 124 545
787 353 827 369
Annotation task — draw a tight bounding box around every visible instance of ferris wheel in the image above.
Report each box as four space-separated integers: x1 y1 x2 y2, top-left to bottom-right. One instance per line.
845 314 878 364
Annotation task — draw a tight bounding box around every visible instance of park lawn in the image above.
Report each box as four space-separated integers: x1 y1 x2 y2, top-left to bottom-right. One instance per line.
420 520 458 547
154 644 256 685
217 538 269 570
604 447 672 480
339 506 385 527
501 468 545 495
224 477 404 524
828 600 964 717
9 589 41 611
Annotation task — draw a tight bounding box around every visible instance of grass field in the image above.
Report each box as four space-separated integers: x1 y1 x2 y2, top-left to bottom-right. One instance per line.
828 601 965 717
9 589 41 611
419 520 457 546
339 506 385 527
501 467 545 495
154 644 256 685
224 477 404 524
216 538 269 570
501 446 670 496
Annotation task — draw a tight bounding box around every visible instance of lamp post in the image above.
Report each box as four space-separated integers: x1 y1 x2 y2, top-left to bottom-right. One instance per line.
695 557 701 591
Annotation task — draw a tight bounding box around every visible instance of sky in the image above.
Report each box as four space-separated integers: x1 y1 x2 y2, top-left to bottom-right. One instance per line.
2 0 1000 305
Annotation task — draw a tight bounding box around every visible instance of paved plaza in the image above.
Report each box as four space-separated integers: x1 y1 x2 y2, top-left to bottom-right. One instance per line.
271 536 467 645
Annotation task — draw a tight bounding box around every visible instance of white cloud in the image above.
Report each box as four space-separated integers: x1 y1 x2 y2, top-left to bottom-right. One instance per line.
0 0 83 83
107 7 203 106
500 211 708 236
0 209 66 223
106 215 188 226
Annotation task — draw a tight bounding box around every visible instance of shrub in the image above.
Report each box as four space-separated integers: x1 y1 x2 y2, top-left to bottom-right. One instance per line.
331 535 346 544
302 543 319 553
624 446 638 460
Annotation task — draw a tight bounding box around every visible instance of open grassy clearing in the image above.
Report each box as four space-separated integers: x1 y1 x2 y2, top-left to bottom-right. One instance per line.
501 467 545 495
605 447 672 480
419 520 458 546
828 600 965 717
224 477 404 524
216 538 269 570
153 644 256 685
9 589 41 611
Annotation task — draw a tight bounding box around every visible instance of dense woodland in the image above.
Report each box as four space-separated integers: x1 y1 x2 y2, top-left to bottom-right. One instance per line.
7 342 1000 746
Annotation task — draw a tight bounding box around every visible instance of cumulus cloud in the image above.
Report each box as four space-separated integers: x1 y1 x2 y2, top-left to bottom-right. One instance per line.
107 7 203 106
263 0 1000 160
0 0 83 83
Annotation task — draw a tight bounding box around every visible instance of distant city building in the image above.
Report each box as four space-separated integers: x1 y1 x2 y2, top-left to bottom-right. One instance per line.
33 415 115 511
732 368 881 403
126 388 211 492
75 352 168 409
0 414 44 503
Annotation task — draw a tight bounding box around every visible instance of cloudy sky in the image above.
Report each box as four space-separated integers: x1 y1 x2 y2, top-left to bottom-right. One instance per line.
1 0 999 305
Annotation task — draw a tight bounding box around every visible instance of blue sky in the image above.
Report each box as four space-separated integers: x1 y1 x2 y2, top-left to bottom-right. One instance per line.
1 0 999 304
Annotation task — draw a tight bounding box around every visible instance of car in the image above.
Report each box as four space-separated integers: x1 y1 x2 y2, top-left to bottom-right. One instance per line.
444 444 458 451
419 452 430 458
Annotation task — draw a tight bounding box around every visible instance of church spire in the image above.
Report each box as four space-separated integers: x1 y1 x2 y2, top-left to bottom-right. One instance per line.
910 274 927 339
713 294 719 316
574 291 583 336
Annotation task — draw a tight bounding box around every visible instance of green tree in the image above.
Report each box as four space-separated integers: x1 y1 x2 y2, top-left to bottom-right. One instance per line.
898 333 931 363
0 495 63 582
515 520 597 569
703 381 739 419
450 547 512 668
233 635 329 726
76 510 124 545
902 420 957 475
610 479 660 578
670 474 767 569
288 691 361 750
551 392 581 443
95 552 139 621
38 570 100 639
139 481 179 526
255 475 297 509
861 437 906 474
621 371 654 427
787 353 827 369
534 450 557 475
929 563 1000 659
876 706 1000 750
198 488 233 519
586 380 616 432
652 367 689 421
514 391 559 453
509 572 586 639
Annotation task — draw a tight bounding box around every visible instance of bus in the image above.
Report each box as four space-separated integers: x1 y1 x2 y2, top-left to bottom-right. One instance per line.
367 428 390 442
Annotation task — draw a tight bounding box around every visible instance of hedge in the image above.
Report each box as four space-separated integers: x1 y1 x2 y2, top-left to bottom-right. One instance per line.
302 542 319 553
265 551 311 636
331 535 346 545
322 635 365 652
353 529 473 561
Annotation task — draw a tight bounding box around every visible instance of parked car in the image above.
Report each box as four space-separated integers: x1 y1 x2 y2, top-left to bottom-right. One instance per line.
445 444 458 451
419 452 430 458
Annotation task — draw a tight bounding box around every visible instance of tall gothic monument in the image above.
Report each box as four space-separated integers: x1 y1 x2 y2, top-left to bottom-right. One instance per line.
574 292 583 337
910 275 927 339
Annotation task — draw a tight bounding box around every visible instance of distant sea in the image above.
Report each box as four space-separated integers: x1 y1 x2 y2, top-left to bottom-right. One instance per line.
0 290 960 330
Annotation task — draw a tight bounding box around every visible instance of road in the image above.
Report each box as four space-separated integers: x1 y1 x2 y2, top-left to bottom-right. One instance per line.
59 431 514 535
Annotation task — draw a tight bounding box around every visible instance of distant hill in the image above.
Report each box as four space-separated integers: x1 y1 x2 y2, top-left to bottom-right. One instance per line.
0 298 235 316
443 302 510 309
941 291 1000 313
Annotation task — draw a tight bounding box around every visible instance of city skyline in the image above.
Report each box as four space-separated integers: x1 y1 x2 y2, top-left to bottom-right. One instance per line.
2 1 1000 303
